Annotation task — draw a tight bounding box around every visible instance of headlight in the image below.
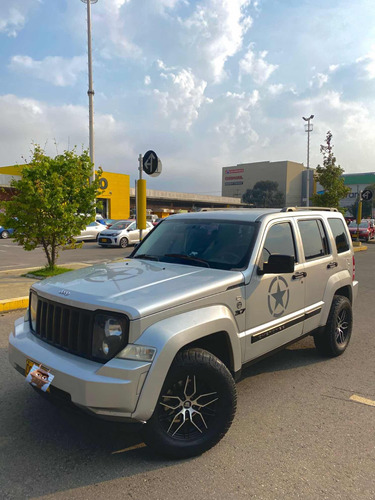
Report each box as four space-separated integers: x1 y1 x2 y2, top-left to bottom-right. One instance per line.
117 344 156 362
29 291 38 331
92 312 129 362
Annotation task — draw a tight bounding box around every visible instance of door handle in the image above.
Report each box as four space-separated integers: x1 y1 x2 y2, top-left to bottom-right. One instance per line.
327 261 338 269
292 271 307 280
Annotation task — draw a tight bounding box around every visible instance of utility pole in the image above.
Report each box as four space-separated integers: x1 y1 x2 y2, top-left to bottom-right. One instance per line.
81 0 98 185
302 114 314 206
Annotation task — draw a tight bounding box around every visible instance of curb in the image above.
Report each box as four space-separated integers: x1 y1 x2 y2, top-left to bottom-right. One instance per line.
0 296 29 313
353 245 367 252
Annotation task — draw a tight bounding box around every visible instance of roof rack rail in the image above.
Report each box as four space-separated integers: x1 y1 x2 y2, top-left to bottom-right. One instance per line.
281 207 338 212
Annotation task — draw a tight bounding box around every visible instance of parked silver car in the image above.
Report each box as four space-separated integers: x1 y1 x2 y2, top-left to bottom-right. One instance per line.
98 219 154 248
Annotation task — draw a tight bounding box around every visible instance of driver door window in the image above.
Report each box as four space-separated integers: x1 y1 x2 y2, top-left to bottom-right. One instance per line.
259 222 296 271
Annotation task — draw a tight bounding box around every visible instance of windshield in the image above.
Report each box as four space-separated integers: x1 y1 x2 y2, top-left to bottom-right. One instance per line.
110 221 132 230
349 221 369 228
132 218 257 270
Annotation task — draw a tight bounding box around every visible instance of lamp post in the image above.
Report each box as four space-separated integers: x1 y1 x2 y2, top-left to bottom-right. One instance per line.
81 0 98 185
302 114 314 207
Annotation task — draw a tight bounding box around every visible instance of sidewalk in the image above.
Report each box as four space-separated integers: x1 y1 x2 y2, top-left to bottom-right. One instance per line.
0 263 91 313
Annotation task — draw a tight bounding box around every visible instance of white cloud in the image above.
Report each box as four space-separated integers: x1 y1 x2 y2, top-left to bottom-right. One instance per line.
152 68 210 130
268 84 284 95
0 0 40 37
181 0 253 82
144 75 151 85
357 46 375 79
310 72 329 89
239 45 278 85
9 55 87 87
0 94 135 171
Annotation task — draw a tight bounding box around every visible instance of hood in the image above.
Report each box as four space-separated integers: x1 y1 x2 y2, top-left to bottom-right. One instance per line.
32 258 244 320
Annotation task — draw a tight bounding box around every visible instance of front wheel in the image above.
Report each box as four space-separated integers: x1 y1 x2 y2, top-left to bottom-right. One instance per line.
314 296 353 357
119 237 128 248
1 230 9 239
142 348 237 459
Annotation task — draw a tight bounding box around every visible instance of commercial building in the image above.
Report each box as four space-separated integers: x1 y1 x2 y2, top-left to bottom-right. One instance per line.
222 160 314 206
340 172 375 214
0 165 130 219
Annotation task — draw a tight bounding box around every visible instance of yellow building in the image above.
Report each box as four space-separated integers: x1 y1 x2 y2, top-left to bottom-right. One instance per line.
0 165 130 219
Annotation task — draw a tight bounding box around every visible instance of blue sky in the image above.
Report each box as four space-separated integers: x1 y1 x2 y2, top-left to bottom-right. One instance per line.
1 0 375 194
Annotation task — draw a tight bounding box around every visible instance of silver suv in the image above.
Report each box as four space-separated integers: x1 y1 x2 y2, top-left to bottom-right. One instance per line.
9 208 358 458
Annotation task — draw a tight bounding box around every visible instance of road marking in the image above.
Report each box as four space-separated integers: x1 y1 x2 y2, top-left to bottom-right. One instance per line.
349 395 375 407
111 443 146 454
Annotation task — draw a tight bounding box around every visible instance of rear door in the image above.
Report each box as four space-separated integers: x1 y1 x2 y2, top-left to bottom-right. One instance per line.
296 217 335 334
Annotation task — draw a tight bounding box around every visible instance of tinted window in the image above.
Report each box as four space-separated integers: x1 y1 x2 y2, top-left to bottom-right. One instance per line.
298 219 329 260
328 218 350 254
260 222 296 270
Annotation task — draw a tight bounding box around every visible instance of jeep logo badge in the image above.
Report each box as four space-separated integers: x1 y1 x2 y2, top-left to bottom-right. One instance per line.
58 290 70 296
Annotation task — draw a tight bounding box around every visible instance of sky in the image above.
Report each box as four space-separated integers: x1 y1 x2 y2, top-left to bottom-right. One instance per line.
1 0 375 195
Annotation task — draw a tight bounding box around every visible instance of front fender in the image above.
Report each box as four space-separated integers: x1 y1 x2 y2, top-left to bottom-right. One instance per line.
131 305 241 422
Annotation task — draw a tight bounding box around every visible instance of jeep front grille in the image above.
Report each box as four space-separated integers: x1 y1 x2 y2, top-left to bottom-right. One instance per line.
30 296 94 360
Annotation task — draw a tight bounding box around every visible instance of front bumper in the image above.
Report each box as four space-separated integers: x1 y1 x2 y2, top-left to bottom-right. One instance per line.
98 236 119 246
9 317 151 421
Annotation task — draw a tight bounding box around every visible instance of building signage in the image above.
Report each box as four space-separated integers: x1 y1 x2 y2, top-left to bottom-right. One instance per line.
225 176 243 180
99 177 108 190
225 168 244 174
225 181 243 186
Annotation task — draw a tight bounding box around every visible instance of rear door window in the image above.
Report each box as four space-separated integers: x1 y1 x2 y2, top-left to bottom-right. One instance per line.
298 219 330 260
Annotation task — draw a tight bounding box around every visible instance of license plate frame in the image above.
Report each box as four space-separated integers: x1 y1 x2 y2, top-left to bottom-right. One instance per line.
25 359 53 392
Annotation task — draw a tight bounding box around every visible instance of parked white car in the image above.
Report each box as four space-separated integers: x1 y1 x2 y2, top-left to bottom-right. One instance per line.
98 219 154 248
75 221 107 241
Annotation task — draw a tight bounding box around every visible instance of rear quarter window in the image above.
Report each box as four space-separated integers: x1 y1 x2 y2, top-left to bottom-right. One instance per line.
328 218 350 254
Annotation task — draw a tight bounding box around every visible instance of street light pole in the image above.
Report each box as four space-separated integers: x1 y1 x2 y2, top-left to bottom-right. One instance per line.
81 0 98 185
302 114 314 207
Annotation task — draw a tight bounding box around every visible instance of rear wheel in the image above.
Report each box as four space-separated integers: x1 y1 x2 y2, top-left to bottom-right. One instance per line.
314 296 352 357
1 230 9 239
119 237 128 248
142 348 237 459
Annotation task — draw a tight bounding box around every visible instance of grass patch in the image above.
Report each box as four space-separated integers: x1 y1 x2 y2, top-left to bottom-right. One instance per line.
24 266 73 278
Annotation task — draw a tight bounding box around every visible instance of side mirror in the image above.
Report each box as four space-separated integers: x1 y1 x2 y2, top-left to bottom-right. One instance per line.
262 254 295 274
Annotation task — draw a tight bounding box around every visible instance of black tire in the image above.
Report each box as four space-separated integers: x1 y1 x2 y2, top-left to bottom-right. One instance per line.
1 230 9 239
142 348 237 459
119 237 128 248
314 296 353 357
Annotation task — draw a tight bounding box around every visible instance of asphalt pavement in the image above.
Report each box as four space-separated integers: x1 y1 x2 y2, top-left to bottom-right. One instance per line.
1 245 375 499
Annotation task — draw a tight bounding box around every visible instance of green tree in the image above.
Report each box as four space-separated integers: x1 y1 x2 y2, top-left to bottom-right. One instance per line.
242 180 285 207
311 131 350 212
0 145 102 269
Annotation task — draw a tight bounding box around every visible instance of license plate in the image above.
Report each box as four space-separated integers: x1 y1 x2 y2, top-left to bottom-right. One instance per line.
25 359 54 393
101 238 108 242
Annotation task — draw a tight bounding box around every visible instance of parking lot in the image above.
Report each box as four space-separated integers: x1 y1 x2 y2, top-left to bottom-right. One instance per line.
0 245 374 499
0 238 133 271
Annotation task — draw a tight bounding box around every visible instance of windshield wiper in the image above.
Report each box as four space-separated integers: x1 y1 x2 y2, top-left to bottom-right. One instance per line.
165 254 210 268
133 254 160 261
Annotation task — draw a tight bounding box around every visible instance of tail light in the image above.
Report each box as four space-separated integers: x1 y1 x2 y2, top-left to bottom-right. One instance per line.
352 255 355 281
